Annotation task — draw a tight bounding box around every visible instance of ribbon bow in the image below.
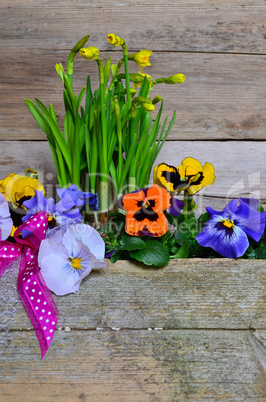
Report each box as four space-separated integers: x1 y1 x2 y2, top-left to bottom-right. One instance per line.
0 211 58 359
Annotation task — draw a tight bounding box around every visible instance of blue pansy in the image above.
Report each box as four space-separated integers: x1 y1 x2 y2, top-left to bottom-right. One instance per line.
57 184 98 211
38 223 105 295
22 190 81 226
196 198 265 258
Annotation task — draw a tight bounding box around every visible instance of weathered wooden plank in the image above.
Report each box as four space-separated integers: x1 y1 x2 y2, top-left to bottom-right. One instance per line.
1 52 266 140
1 141 265 209
5 259 266 331
0 329 265 400
1 0 266 53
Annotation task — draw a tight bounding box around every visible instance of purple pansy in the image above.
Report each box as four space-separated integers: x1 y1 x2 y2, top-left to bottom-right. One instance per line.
38 223 106 295
22 190 81 226
0 193 13 240
196 197 265 258
57 184 98 211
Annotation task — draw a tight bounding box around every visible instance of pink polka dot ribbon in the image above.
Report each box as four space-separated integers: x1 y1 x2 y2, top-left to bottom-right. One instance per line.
0 211 58 359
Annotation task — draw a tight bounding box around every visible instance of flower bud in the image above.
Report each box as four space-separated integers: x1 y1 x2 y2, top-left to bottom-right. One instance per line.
79 47 99 60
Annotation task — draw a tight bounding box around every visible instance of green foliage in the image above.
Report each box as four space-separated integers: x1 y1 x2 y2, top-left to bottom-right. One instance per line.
25 34 182 214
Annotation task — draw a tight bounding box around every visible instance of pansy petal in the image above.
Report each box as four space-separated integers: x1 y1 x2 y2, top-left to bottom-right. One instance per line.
168 197 184 217
196 215 249 258
146 184 171 212
40 254 80 296
153 163 182 193
62 223 105 260
38 230 66 264
238 197 260 211
231 203 265 242
121 190 145 212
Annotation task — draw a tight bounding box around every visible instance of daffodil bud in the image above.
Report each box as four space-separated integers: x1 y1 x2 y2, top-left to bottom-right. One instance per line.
142 102 155 111
152 95 163 105
107 33 124 47
168 74 186 84
55 63 65 80
79 46 99 60
153 74 186 85
107 33 116 45
133 96 155 112
111 64 117 78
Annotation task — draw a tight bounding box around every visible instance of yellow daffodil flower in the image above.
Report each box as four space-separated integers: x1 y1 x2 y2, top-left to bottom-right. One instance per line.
128 50 152 67
177 157 215 195
134 73 153 87
79 47 99 60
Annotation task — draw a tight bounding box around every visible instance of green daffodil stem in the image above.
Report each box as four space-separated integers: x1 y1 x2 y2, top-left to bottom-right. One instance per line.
96 57 109 214
121 43 131 108
128 177 136 192
114 99 123 186
183 190 189 225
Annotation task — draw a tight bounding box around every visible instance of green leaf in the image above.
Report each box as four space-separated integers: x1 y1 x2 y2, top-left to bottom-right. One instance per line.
129 240 170 267
24 99 55 147
67 34 90 77
172 242 190 258
119 236 146 251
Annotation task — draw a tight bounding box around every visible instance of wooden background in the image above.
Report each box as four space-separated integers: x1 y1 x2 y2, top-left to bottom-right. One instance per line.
0 0 266 400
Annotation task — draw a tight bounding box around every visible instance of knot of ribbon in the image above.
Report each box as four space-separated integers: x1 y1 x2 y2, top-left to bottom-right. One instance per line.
0 211 58 359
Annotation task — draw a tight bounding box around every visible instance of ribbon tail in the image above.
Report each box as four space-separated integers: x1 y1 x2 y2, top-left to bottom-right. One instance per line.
17 246 58 359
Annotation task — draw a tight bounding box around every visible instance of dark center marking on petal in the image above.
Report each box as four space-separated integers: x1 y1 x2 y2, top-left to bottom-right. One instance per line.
161 170 184 190
134 200 159 222
189 172 204 187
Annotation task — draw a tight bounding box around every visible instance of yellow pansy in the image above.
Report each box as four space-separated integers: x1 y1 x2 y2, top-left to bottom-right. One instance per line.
153 163 190 194
0 173 45 236
0 173 45 207
79 47 99 60
128 50 152 67
177 157 215 195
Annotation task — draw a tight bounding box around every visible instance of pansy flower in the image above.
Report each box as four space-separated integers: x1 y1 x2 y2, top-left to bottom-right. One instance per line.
154 158 215 195
38 223 106 296
57 184 98 211
195 198 265 258
154 163 191 193
119 184 180 237
0 173 45 234
178 157 215 195
0 193 13 240
22 190 81 228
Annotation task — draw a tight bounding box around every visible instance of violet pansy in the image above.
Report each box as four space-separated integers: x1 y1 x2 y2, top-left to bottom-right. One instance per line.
38 223 105 295
196 197 265 258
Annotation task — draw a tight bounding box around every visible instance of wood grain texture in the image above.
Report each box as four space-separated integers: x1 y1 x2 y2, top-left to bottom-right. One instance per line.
1 331 266 400
1 0 266 53
1 140 265 209
1 0 266 141
1 52 265 141
8 259 266 331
